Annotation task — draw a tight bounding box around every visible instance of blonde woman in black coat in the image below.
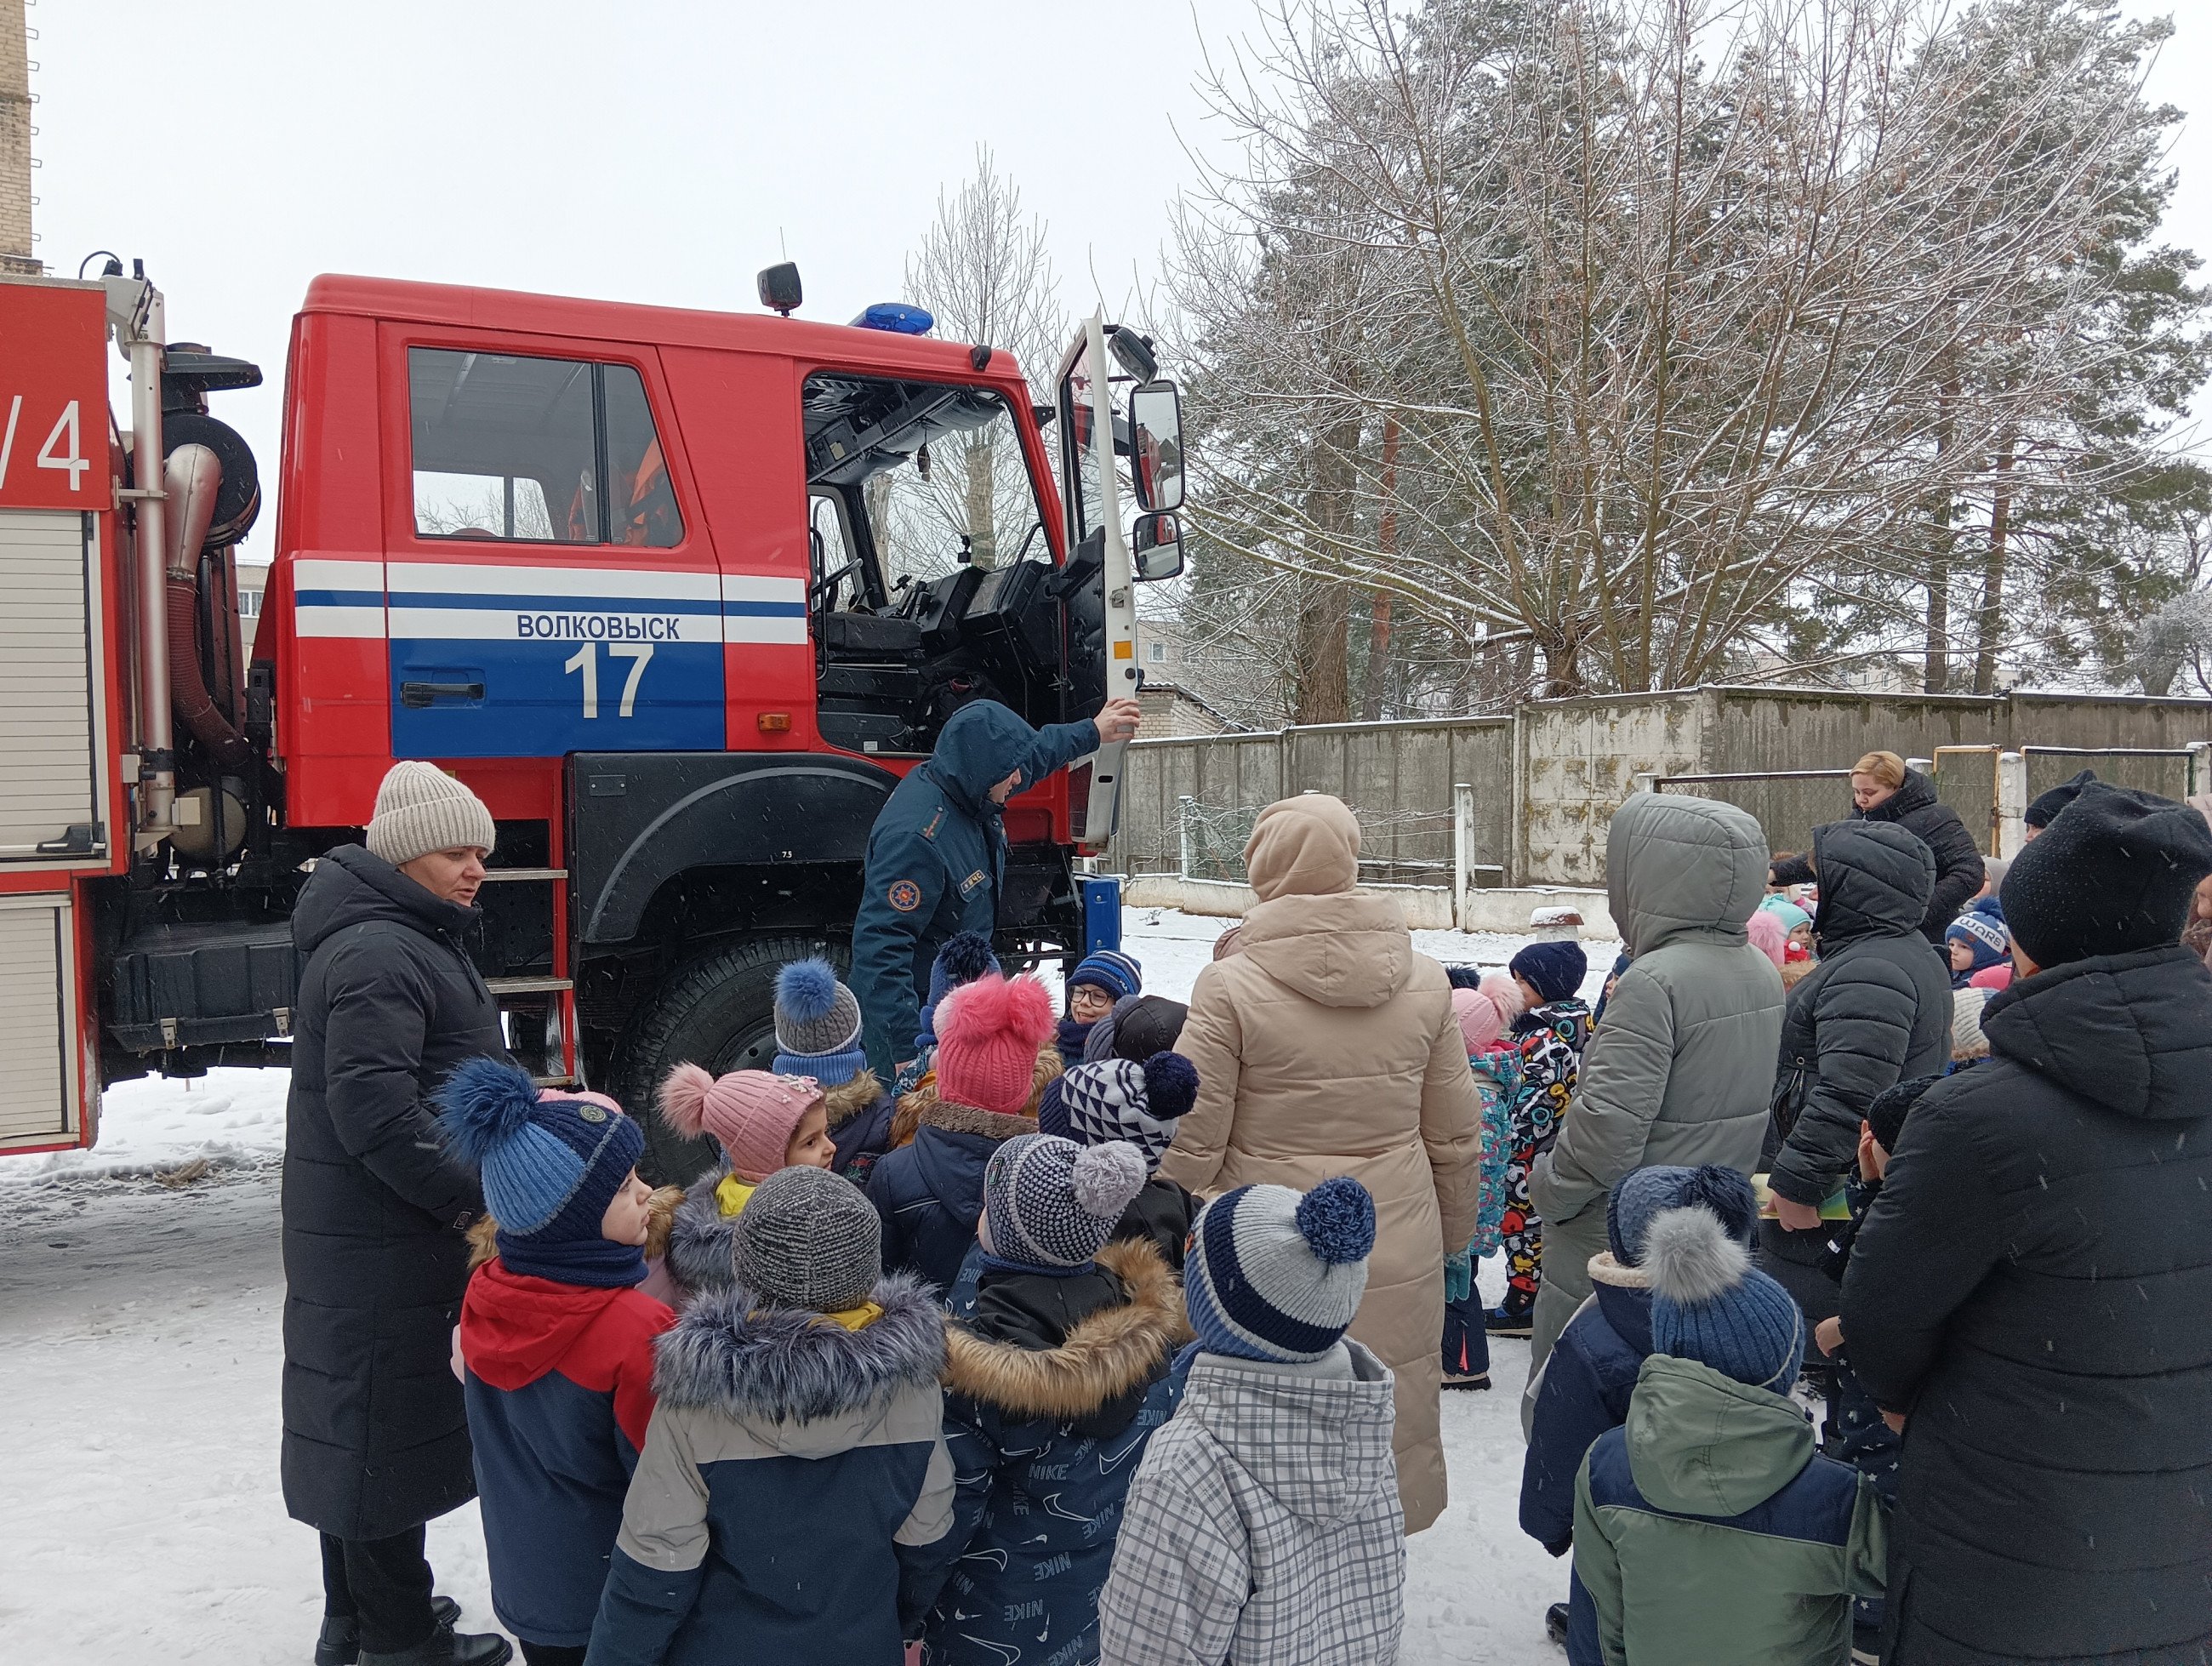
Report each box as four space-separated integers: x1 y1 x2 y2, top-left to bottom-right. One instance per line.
1770 750 1984 942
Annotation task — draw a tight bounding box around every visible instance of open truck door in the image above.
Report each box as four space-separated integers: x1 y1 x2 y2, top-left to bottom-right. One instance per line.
1053 313 1184 847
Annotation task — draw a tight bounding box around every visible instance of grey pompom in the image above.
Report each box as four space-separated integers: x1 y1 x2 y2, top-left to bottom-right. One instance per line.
1070 1139 1148 1218
1644 1205 1751 1305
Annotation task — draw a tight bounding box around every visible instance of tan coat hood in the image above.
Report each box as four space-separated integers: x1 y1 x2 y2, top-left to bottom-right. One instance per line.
1240 890 1411 1010
1244 794 1362 900
1163 798 1485 1532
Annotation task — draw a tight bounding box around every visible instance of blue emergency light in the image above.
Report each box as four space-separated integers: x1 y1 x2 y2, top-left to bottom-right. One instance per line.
852 302 935 334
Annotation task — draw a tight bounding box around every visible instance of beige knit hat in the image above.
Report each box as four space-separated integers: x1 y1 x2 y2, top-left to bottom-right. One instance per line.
366 761 496 867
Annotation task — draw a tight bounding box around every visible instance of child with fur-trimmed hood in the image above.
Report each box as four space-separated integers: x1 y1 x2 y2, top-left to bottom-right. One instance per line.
585 1165 954 1666
868 972 1058 1294
771 958 898 1185
1519 1165 1759 1663
898 1133 1189 1666
657 1068 838 1304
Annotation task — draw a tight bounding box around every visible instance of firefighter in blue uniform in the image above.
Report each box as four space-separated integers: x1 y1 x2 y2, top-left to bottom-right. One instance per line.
851 696 1141 1075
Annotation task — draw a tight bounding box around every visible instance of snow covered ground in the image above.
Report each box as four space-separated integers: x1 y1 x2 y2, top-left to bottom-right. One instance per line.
0 909 1619 1664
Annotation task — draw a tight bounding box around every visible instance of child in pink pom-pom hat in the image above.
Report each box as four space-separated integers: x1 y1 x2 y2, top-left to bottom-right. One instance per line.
657 1066 841 1304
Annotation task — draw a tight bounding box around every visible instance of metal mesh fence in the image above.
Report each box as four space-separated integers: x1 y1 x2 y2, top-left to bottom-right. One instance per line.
1173 796 1471 887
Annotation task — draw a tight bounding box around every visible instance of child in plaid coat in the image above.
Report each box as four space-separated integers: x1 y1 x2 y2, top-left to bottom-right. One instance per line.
1100 1179 1404 1666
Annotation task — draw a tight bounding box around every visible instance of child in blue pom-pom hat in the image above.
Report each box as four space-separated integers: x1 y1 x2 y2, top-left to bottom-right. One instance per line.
435 1058 675 1664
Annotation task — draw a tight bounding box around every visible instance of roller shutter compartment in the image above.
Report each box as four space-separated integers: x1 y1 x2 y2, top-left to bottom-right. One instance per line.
0 509 104 862
0 893 80 1147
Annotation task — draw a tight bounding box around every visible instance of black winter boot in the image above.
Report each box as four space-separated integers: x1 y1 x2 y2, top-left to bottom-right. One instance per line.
1485 1300 1535 1338
316 1600 462 1666
358 1627 510 1666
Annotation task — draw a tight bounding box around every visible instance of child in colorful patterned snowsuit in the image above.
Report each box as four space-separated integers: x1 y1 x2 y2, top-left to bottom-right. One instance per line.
1442 973 1527 1388
1489 942 1593 1336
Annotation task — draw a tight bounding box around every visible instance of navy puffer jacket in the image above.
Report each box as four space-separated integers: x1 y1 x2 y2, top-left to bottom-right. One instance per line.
900 1237 1190 1666
868 1087 1039 1295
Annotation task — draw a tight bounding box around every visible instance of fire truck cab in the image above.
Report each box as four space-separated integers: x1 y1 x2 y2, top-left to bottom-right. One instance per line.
0 262 1183 1178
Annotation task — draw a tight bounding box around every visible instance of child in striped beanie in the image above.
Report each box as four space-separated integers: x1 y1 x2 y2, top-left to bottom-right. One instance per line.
1037 1050 1200 1268
1100 1177 1407 1666
1058 947 1143 1065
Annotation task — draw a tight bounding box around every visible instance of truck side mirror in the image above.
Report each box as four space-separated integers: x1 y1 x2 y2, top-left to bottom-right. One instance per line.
1128 380 1185 513
1132 511 1184 580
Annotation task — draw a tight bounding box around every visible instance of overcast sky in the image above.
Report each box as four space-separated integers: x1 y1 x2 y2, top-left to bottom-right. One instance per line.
28 0 2212 541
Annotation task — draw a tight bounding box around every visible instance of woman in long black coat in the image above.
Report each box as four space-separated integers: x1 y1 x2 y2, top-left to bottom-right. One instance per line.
1842 784 2212 1664
1771 750 1983 941
281 788 512 1665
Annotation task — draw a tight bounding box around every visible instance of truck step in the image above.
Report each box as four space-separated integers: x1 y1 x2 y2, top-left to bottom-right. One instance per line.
486 975 574 995
533 1074 581 1089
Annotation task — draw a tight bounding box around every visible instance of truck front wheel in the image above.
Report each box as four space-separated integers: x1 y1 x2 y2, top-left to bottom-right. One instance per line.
607 934 849 1186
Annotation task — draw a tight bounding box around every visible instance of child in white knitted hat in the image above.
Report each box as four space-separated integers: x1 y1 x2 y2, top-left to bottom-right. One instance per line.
1099 1177 1405 1666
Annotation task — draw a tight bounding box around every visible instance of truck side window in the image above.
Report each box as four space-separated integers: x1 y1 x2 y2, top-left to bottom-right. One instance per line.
408 348 681 548
604 363 684 549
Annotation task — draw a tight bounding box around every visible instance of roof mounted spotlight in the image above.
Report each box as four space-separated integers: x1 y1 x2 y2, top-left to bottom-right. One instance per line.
757 262 802 317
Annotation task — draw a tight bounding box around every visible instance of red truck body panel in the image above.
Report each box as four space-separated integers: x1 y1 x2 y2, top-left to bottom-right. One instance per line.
268 277 1073 846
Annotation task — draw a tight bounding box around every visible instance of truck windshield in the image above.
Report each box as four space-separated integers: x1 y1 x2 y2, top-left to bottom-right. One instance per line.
801 373 1045 606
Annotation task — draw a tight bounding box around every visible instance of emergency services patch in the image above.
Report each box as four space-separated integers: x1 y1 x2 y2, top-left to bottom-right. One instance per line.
958 870 988 897
887 879 923 913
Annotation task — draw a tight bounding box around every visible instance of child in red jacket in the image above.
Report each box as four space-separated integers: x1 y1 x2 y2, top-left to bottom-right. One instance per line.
438 1059 676 1666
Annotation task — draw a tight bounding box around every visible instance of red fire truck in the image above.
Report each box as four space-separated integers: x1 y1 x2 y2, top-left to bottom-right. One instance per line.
0 260 1183 1178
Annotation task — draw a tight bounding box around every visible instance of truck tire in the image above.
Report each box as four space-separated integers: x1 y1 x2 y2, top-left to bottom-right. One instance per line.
608 934 850 1186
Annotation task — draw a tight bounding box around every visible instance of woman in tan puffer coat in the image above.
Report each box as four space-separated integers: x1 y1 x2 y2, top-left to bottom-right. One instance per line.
1161 794 1483 1532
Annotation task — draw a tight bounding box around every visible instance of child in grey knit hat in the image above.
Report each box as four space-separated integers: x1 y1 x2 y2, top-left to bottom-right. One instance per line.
591 1166 955 1665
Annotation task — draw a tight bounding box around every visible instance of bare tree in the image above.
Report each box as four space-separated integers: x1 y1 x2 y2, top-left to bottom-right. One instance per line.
1172 0 2197 698
898 147 1066 572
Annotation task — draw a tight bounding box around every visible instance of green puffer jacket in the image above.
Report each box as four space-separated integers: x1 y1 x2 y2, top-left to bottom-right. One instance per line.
1574 1355 1887 1666
1532 793 1784 1230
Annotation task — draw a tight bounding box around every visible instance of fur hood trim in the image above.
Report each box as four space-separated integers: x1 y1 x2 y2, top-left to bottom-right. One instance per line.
822 1069 886 1131
664 1167 742 1298
1587 1249 1653 1291
891 1045 1062 1147
467 1186 683 1273
653 1271 947 1424
915 1087 1039 1144
942 1237 1191 1419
